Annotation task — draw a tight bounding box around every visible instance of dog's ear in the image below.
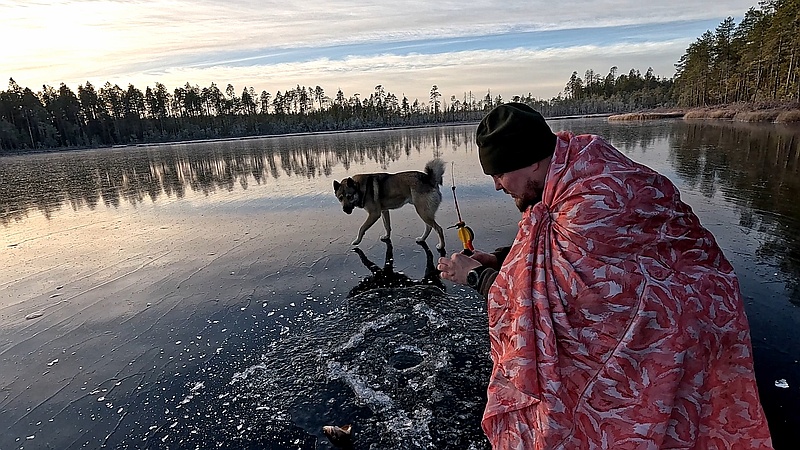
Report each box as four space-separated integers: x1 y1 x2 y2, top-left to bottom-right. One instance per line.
333 180 340 191
346 177 355 187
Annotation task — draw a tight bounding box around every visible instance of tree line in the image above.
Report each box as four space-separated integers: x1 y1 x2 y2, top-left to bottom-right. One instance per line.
0 72 674 154
672 0 800 105
1 0 797 153
0 80 494 152
557 0 800 109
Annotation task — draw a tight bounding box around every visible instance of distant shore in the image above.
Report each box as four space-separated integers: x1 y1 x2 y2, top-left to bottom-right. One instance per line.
5 104 800 157
609 102 800 123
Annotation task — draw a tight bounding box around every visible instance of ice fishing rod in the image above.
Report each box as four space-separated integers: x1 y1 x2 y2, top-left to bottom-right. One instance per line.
447 162 475 255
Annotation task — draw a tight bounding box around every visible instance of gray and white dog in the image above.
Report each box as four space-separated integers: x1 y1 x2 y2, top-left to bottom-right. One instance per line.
333 159 446 249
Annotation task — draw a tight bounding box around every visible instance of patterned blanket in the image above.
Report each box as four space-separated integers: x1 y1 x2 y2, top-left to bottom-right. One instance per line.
482 131 773 449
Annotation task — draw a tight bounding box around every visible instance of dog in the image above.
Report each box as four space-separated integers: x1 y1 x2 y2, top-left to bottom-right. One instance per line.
333 159 446 250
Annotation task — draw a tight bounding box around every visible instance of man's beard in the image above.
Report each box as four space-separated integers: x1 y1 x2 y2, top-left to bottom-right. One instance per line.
513 179 543 212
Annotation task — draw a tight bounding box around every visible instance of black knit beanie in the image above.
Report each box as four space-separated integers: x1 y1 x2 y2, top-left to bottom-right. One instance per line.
476 103 557 175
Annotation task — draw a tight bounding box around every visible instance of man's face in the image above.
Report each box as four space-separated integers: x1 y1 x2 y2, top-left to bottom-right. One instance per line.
491 164 544 212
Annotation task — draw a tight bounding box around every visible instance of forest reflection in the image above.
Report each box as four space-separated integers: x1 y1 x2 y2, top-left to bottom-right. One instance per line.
5 120 800 303
671 120 800 304
0 126 475 224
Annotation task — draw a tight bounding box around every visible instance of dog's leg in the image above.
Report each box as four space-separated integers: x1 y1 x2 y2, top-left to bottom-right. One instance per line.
414 201 446 250
353 211 381 246
380 210 391 241
432 220 446 251
416 218 445 251
416 224 432 243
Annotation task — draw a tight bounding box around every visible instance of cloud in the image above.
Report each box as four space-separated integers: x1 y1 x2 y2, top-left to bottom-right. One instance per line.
1 0 758 98
113 40 687 102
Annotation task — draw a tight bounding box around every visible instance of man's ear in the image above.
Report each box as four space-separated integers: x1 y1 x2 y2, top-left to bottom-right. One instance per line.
333 180 340 191
534 155 552 173
530 158 546 173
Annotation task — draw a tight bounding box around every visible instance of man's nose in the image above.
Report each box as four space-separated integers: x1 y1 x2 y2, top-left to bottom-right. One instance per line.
493 177 503 191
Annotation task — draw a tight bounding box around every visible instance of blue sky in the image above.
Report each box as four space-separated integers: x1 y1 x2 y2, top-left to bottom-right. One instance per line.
1 0 758 103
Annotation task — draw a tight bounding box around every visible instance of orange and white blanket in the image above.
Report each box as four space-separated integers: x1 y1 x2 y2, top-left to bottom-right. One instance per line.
483 131 773 449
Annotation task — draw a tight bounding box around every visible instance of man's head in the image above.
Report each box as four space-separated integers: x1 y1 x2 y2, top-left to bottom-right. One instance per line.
476 103 556 211
489 160 551 212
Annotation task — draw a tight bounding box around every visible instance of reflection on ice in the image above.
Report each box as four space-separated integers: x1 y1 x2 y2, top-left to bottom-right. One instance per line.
348 240 445 297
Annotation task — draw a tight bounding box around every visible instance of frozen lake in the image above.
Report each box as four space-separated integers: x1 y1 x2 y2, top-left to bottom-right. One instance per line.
1 119 798 448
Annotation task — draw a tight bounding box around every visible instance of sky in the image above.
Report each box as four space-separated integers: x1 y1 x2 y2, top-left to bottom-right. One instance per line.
1 0 760 103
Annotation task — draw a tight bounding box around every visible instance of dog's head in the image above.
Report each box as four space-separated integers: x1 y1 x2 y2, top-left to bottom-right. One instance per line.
333 178 361 214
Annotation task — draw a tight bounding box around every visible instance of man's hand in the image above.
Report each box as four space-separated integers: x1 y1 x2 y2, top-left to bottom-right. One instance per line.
469 250 500 270
437 252 483 285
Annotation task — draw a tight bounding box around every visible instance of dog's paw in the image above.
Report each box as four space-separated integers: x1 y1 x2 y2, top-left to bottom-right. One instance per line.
380 235 391 242
415 236 426 244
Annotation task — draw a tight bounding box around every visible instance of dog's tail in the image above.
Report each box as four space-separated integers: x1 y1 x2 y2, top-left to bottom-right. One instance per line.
424 159 446 187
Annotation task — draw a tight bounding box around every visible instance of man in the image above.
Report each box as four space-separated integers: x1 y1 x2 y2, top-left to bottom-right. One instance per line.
437 103 773 449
